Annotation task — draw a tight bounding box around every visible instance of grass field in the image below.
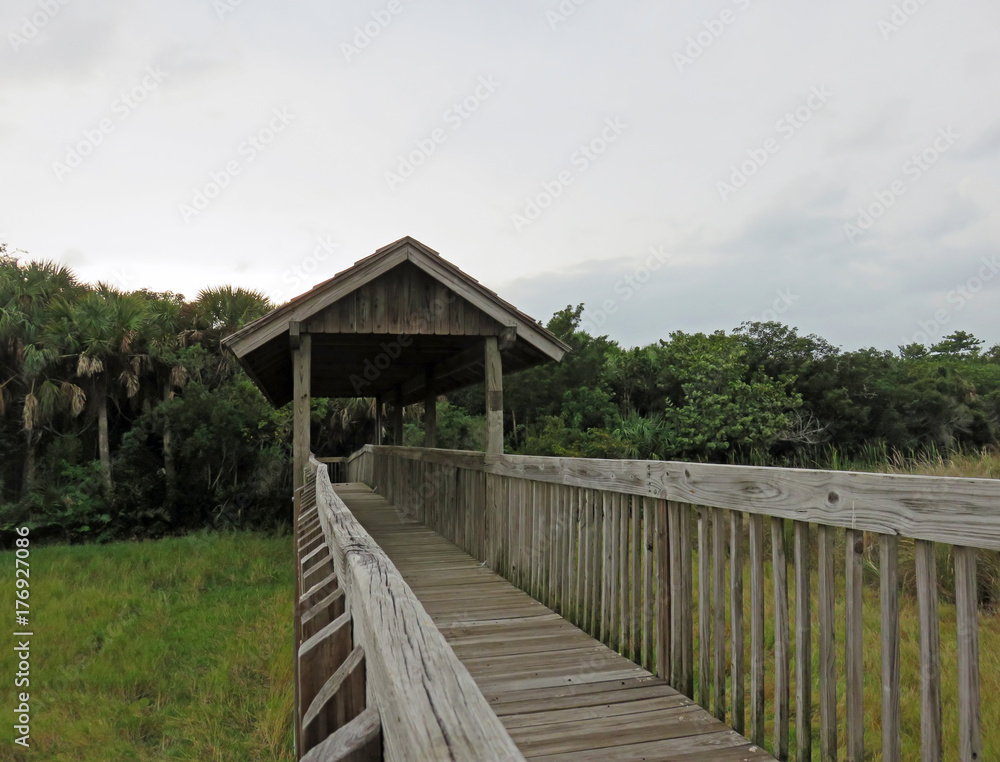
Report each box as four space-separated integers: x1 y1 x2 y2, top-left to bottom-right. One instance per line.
0 532 294 761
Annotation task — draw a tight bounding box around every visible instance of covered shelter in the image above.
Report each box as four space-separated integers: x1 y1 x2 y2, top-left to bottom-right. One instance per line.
222 236 570 488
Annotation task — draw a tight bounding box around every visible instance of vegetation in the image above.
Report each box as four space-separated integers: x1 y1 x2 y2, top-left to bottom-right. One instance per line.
4 247 1000 544
0 532 294 761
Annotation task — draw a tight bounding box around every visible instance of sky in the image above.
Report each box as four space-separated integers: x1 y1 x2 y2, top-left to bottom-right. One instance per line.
2 0 999 353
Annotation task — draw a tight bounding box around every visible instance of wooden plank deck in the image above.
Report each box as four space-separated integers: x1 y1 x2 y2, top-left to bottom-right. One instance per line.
334 483 774 761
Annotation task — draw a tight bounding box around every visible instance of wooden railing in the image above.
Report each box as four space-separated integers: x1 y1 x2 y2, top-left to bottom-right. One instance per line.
316 456 348 483
294 456 524 761
347 444 997 762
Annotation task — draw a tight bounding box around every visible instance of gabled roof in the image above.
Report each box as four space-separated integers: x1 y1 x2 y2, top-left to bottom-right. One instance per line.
222 236 570 406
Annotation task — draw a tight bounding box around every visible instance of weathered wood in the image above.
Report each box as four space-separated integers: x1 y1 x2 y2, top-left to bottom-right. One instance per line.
294 486 305 757
298 612 353 728
713 507 726 723
698 506 711 710
680 503 694 698
301 645 366 754
954 546 982 762
610 493 622 651
669 501 683 690
485 336 503 455
300 705 382 762
880 534 901 762
312 462 525 760
772 518 790 761
301 589 347 641
643 497 655 672
632 497 642 664
470 451 1000 552
293 333 312 491
817 524 837 762
647 500 672 682
845 528 863 762
749 513 765 747
730 510 745 736
615 494 631 655
603 492 614 646
334 481 774 762
915 539 942 761
794 521 811 762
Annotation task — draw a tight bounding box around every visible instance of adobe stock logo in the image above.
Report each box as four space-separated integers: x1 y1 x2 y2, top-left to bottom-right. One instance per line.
843 127 958 244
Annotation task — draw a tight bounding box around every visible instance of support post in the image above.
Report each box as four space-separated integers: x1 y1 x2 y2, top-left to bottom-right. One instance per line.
292 330 312 492
424 369 437 449
485 336 503 455
392 385 404 444
374 394 383 446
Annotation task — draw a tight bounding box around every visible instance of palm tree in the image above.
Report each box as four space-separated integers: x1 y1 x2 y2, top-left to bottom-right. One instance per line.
46 287 151 493
0 253 84 494
192 286 271 341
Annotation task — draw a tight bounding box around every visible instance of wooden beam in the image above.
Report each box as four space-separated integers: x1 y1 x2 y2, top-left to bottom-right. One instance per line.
293 333 312 491
498 325 517 351
485 336 503 455
423 369 437 449
385 342 486 407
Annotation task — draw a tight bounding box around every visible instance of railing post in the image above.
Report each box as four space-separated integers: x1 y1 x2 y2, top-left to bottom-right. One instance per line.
485 336 503 455
291 327 311 492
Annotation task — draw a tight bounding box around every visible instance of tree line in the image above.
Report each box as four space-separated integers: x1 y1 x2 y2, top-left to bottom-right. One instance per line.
4 248 999 542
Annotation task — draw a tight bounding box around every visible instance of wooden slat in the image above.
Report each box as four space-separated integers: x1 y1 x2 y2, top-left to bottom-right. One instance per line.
817 524 836 762
615 493 631 655
794 521 811 762
731 510 745 736
880 534 901 762
603 492 613 645
643 497 655 672
713 507 726 723
300 705 382 762
298 612 353 725
698 506 711 710
681 503 694 698
954 546 982 762
632 497 642 664
301 645 366 754
611 492 623 651
915 539 942 761
844 528 864 762
575 488 586 630
772 518 790 761
749 513 765 747
669 501 683 690
655 498 670 680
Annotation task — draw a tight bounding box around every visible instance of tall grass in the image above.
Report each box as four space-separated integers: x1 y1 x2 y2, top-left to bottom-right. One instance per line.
689 526 1000 760
0 532 294 761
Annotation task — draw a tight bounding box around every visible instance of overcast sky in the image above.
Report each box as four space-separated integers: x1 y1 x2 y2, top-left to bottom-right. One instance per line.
3 0 999 352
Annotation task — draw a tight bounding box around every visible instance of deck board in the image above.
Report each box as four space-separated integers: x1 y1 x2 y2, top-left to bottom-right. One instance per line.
334 483 775 761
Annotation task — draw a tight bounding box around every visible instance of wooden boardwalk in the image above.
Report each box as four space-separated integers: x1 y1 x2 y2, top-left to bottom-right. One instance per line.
334 483 774 761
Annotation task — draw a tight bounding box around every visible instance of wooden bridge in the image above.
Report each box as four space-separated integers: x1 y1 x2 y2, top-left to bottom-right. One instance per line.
222 237 994 760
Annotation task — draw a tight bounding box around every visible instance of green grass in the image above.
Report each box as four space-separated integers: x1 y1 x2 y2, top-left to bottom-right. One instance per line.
0 532 294 761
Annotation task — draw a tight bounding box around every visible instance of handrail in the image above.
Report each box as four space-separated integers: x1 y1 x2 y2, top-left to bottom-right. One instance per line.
358 444 1000 551
347 443 993 761
306 456 524 761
